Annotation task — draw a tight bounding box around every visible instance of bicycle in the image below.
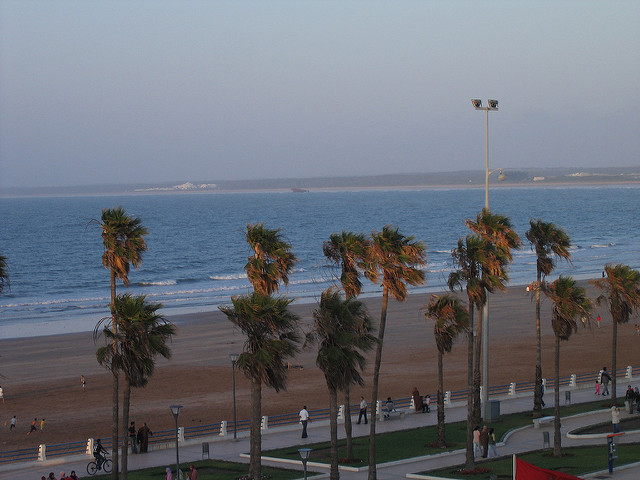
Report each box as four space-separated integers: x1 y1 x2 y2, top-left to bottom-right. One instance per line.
87 456 112 475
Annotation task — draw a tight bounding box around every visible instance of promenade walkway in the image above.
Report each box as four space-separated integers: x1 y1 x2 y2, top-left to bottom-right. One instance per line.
2 385 639 480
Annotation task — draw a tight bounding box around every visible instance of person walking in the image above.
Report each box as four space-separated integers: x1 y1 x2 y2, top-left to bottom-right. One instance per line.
137 422 152 453
299 406 309 438
472 426 481 458
81 375 86 392
128 421 138 453
0 385 4 403
357 396 368 424
411 386 421 413
480 425 489 458
9 415 16 431
487 428 498 457
600 367 612 396
40 418 46 431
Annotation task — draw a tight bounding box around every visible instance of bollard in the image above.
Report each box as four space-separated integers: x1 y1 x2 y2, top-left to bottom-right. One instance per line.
261 416 268 431
542 431 550 449
444 391 451 405
220 420 227 437
38 444 47 461
338 404 344 421
509 382 516 396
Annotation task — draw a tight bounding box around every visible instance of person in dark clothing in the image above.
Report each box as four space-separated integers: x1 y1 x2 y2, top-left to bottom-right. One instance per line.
137 422 152 453
93 439 108 469
128 421 138 453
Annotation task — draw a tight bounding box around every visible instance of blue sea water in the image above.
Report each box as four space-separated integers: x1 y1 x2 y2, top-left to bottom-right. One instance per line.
0 185 638 337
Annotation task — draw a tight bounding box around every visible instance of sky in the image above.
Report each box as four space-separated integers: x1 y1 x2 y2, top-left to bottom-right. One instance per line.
1 1 639 189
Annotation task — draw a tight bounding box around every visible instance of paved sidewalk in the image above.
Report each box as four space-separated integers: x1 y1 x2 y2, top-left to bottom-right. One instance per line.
2 385 639 480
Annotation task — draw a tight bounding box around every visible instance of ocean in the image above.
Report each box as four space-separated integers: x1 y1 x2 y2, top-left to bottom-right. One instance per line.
0 185 638 338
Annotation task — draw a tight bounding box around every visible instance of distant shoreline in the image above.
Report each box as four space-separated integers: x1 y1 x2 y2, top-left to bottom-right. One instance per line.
2 178 639 199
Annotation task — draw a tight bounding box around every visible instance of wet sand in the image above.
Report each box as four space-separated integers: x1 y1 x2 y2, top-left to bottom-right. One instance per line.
0 280 636 451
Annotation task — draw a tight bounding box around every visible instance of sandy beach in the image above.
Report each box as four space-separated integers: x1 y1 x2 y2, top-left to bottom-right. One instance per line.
0 280 637 452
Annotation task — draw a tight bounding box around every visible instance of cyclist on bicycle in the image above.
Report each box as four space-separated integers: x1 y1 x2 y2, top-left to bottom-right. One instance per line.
93 439 108 469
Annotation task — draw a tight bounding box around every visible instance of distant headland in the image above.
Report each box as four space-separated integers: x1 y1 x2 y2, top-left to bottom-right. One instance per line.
2 166 639 197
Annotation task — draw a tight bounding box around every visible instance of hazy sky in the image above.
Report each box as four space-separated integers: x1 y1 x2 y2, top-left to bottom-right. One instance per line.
1 1 638 188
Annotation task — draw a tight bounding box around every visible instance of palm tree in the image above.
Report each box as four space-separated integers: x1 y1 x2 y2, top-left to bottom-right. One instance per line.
219 293 300 480
526 220 571 417
311 289 376 480
99 207 148 480
448 235 489 469
543 276 591 457
365 225 426 480
245 223 297 296
466 209 521 425
591 264 640 404
0 255 8 294
96 294 175 480
323 231 370 461
323 231 369 299
425 294 468 448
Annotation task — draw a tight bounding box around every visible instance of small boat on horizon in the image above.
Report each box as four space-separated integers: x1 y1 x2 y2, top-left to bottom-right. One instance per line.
291 187 309 193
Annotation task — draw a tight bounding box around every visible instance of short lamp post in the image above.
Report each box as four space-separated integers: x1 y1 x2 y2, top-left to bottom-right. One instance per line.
230 353 239 440
298 448 312 480
170 405 183 480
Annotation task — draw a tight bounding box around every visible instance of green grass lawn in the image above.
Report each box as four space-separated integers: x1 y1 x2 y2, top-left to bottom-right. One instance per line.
422 443 640 479
263 398 617 467
90 460 310 480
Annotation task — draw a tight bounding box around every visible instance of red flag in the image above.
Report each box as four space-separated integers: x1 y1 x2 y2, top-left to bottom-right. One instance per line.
514 457 584 480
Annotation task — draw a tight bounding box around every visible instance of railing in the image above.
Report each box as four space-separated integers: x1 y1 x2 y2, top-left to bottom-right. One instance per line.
2 365 637 466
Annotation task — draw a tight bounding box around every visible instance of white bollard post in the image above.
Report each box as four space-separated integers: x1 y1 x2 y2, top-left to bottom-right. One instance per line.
570 374 577 387
409 397 415 411
338 404 344 421
87 438 94 455
444 391 451 405
220 420 227 437
178 426 185 443
509 382 516 396
261 416 268 431
626 366 633 380
38 444 47 461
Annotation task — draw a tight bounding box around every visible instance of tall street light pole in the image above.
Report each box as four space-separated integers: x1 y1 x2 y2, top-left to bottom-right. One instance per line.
230 353 239 440
471 98 501 420
170 405 183 480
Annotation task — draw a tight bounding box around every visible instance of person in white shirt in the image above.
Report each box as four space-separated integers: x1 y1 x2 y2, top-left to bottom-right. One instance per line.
357 396 368 424
299 406 309 438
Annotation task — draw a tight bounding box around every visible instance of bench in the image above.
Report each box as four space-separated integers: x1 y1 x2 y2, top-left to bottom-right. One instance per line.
381 409 406 421
533 416 554 428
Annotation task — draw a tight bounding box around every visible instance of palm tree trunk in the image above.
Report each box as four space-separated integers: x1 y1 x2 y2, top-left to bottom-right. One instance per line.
344 387 354 462
472 305 483 425
533 270 543 417
250 379 262 480
368 286 389 480
465 305 475 470
553 335 562 457
110 269 119 480
329 386 339 480
612 318 618 405
121 378 131 480
437 351 446 448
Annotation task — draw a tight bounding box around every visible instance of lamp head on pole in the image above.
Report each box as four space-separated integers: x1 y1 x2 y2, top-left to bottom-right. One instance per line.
471 99 482 109
497 169 507 181
170 405 183 419
488 99 499 110
298 448 312 460
229 353 239 364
